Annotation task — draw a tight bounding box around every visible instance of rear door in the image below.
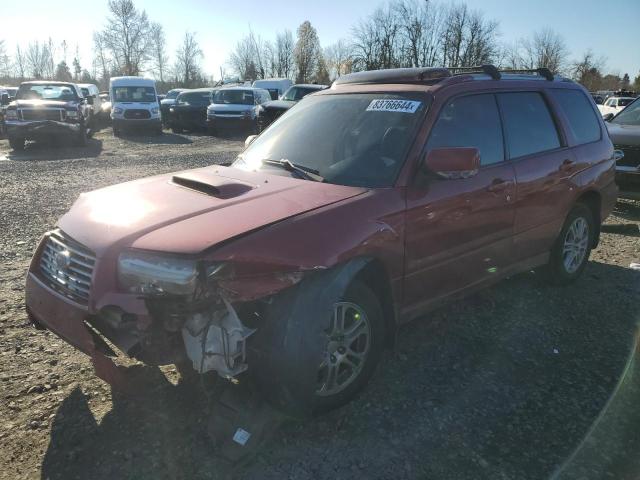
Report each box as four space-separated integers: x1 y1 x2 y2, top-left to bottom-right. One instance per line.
497 91 573 262
403 93 516 315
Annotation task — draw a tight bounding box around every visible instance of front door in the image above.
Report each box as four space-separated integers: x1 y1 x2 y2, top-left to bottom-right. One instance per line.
403 93 516 318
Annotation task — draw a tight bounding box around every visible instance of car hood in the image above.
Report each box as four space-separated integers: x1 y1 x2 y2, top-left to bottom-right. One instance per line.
262 100 295 111
58 166 366 256
607 122 640 145
160 99 177 106
12 99 78 109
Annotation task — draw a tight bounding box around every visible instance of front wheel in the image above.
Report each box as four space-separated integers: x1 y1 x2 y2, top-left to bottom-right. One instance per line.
542 203 594 284
74 123 87 146
312 282 384 413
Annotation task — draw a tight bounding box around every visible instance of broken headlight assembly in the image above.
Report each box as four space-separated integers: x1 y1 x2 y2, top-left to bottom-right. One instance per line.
118 250 225 296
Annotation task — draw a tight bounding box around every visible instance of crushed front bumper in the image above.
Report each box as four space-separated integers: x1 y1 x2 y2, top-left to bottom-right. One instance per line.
6 119 81 139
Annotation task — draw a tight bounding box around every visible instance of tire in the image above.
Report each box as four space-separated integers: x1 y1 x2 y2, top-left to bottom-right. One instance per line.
113 127 120 137
312 281 385 414
542 203 595 284
154 125 163 136
9 137 25 151
75 123 87 147
171 126 183 134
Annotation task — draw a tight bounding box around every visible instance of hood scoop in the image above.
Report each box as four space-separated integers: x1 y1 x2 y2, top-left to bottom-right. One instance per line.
171 173 255 199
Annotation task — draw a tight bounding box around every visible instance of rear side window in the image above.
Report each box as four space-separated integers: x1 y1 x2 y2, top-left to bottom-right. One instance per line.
549 89 600 145
426 94 504 166
498 92 560 159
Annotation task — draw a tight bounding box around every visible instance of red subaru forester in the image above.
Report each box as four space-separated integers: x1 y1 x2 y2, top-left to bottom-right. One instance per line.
25 66 618 416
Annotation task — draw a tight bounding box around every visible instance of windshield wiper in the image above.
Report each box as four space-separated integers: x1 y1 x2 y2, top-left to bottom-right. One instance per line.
262 159 324 182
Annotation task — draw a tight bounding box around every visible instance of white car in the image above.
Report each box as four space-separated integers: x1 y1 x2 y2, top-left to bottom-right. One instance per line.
252 78 293 100
598 96 636 117
109 76 162 135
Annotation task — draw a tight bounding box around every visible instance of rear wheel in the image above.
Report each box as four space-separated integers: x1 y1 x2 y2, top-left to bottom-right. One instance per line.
542 203 594 284
9 136 25 151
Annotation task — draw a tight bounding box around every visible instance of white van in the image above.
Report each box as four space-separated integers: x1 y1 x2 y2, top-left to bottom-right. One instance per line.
109 76 162 135
252 78 293 100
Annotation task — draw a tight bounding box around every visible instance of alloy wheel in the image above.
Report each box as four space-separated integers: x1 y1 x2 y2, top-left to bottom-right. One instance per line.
316 302 371 397
562 216 589 274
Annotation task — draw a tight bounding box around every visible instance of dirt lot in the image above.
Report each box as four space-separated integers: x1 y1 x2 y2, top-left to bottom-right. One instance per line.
0 128 639 480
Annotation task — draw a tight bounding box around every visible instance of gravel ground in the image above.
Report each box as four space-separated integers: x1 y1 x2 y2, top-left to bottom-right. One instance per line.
0 128 639 480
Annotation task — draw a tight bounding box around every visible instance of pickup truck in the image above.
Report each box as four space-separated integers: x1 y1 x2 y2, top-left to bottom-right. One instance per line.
3 81 93 151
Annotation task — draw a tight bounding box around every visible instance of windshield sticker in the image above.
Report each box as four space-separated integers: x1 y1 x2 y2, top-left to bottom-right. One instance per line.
366 99 421 113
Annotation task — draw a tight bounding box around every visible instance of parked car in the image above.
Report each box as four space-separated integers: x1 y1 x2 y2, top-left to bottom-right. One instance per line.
77 83 102 128
598 96 636 117
252 78 293 100
110 76 162 136
605 97 640 199
0 88 9 137
206 87 271 135
98 91 111 119
1 86 18 100
160 88 187 126
25 66 617 417
256 84 328 132
167 88 215 133
3 81 92 151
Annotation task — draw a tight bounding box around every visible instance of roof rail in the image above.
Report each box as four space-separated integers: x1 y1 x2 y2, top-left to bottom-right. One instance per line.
499 67 555 81
448 65 501 80
334 68 451 86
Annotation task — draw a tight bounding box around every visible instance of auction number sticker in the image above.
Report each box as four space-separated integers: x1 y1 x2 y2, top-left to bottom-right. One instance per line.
366 99 421 113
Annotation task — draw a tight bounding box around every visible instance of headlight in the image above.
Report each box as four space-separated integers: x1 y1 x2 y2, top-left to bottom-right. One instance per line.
113 107 123 114
66 110 78 118
6 110 17 119
151 107 159 115
118 251 200 296
169 107 174 113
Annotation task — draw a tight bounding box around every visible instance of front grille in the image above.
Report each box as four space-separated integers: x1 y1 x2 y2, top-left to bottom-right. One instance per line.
39 229 95 305
20 109 63 121
124 109 151 119
615 144 640 168
213 110 243 116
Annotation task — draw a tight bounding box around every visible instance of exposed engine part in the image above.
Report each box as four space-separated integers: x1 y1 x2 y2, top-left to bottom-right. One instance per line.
182 298 255 378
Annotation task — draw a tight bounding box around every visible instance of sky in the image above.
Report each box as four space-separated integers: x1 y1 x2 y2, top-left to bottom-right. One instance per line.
2 0 639 80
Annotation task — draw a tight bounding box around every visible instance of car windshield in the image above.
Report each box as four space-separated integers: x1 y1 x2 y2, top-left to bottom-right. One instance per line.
281 86 320 101
166 90 181 99
17 84 77 101
112 86 156 103
213 89 254 105
611 98 640 125
234 93 429 188
177 91 211 104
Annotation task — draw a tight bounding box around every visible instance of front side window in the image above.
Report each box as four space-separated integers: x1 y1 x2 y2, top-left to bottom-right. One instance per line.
549 89 600 145
282 86 320 102
611 98 640 125
498 92 561 159
112 86 156 103
426 94 504 166
213 90 254 105
234 93 429 188
17 84 78 101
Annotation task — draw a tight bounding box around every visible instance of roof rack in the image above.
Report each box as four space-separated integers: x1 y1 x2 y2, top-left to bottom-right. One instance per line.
334 64 556 86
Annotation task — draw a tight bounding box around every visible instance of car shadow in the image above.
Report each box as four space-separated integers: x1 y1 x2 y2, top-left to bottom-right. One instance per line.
118 132 192 145
39 261 640 480
601 223 640 237
3 137 103 161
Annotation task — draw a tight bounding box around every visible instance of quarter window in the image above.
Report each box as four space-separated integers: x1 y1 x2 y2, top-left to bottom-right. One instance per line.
549 89 600 145
426 94 504 166
497 92 561 159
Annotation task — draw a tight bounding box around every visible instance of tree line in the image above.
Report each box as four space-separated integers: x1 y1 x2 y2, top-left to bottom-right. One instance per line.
0 0 638 93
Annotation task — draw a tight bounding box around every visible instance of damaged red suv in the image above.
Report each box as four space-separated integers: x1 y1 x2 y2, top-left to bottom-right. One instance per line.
25 66 617 416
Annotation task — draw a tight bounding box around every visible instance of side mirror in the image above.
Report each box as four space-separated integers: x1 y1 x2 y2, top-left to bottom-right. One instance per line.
245 135 258 148
0 93 9 106
424 147 480 179
602 113 614 122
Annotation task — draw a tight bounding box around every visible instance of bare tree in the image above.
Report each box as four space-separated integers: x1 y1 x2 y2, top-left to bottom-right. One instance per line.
14 45 26 80
229 30 268 81
441 4 499 68
275 30 295 79
521 28 568 73
25 41 53 79
0 40 11 79
174 31 203 87
571 50 605 90
294 21 322 83
149 23 168 83
100 0 152 76
324 39 353 80
93 32 112 86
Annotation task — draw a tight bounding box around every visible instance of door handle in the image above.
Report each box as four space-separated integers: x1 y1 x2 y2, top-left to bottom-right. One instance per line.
559 159 574 172
487 178 510 193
